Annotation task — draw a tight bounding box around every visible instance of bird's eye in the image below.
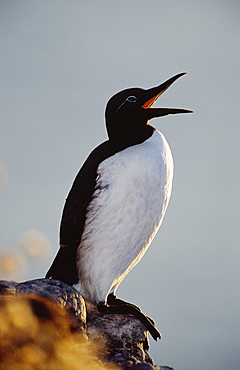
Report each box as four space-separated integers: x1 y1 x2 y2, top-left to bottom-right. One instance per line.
126 95 137 103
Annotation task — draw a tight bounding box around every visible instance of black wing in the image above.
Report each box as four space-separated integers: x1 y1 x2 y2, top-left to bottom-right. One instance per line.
45 139 129 285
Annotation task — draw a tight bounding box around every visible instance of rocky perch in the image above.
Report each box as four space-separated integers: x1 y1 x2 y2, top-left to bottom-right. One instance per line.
0 278 173 370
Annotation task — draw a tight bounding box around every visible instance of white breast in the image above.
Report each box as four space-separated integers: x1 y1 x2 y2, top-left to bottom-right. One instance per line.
75 130 174 303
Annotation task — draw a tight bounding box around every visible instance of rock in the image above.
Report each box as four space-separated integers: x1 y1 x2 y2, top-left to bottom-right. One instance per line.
0 280 18 294
87 312 152 368
16 278 86 334
0 278 173 369
87 312 149 349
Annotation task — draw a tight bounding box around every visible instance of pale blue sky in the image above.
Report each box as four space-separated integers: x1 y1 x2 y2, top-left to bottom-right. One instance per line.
1 1 239 369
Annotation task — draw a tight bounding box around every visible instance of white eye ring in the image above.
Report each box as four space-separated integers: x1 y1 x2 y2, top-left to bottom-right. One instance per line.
115 95 137 116
126 95 137 103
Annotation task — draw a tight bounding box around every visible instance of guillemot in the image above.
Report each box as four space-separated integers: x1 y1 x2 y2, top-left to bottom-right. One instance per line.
46 72 192 340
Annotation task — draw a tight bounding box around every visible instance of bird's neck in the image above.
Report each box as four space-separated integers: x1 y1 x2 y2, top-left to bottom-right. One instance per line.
107 119 154 147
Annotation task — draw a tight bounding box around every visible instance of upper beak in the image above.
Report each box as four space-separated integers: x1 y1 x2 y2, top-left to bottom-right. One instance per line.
141 72 193 118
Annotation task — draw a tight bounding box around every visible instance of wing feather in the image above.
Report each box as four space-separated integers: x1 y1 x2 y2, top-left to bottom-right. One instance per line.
46 139 129 284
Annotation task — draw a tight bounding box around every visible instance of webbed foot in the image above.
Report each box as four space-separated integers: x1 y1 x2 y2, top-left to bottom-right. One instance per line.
97 294 161 341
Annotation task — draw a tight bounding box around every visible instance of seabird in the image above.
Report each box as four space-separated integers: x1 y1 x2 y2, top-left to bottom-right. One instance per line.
46 73 192 340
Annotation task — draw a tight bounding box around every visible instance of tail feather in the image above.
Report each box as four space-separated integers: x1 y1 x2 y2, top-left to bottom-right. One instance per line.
45 242 79 286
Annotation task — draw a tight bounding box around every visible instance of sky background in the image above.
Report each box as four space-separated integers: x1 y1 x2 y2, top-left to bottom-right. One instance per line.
0 1 239 369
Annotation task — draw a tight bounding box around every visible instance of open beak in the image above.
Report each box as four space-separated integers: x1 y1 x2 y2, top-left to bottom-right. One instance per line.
141 72 193 118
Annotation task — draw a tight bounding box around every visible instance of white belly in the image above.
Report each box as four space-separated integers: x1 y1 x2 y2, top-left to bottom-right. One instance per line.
75 130 174 303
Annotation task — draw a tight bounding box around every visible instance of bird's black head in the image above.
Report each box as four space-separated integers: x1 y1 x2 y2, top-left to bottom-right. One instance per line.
105 73 193 143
